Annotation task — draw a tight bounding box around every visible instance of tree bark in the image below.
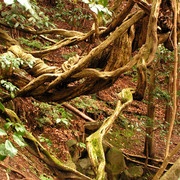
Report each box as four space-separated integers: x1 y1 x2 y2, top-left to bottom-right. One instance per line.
144 66 156 158
165 0 178 158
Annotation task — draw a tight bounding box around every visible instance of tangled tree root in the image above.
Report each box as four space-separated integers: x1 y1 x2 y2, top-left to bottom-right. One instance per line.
86 88 133 179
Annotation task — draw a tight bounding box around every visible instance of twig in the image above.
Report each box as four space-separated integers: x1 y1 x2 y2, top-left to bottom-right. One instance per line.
0 162 27 178
121 151 174 165
62 103 95 122
39 35 57 44
123 154 165 171
6 171 10 180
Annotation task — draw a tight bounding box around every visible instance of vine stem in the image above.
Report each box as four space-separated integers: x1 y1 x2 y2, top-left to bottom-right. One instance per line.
165 0 178 158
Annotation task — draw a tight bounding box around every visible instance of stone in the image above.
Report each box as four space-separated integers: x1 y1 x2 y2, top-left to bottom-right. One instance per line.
106 147 126 177
66 139 77 148
128 166 143 178
78 158 92 170
120 165 143 180
64 159 76 169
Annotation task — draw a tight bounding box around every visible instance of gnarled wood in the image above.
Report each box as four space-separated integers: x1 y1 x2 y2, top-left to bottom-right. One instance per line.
86 88 133 179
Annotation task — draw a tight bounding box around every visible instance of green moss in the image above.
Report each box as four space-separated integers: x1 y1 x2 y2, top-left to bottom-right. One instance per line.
91 138 98 147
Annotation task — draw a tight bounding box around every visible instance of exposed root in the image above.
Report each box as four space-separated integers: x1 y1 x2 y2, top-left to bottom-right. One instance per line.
86 88 133 179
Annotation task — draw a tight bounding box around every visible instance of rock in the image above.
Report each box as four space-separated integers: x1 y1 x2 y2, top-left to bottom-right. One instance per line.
128 166 143 178
120 165 143 180
106 147 127 179
86 169 95 177
66 139 80 162
64 159 76 170
78 158 92 169
66 139 77 148
76 158 95 179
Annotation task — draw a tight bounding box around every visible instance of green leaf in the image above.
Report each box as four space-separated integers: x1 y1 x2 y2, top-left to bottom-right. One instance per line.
1 12 7 17
10 92 15 99
14 22 20 28
0 102 5 112
4 122 13 130
0 143 8 161
14 123 26 135
56 118 61 124
0 129 7 136
13 134 26 148
5 140 18 159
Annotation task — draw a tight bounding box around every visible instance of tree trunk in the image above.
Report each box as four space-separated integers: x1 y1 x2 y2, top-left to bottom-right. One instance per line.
165 72 173 123
144 66 155 158
105 26 135 71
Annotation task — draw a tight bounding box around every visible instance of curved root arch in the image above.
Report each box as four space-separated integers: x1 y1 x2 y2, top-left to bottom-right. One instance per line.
86 88 133 179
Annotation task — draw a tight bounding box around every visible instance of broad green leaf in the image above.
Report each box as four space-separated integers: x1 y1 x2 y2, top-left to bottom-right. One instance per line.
0 102 5 112
10 91 15 99
5 140 18 158
4 0 14 5
0 129 7 136
14 123 26 135
82 0 89 4
61 118 70 126
13 134 26 147
4 122 13 130
1 12 7 17
14 22 20 28
0 143 8 161
56 118 61 124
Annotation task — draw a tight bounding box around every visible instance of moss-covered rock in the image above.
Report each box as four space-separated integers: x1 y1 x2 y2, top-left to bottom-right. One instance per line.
106 147 126 179
120 165 143 180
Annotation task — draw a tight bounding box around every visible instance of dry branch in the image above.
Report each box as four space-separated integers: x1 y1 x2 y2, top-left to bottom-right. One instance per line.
100 0 135 37
31 30 94 58
0 22 85 37
62 103 95 122
0 162 27 178
133 0 151 14
133 0 161 99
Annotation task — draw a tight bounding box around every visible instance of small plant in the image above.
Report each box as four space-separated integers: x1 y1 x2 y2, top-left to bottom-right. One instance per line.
38 136 53 147
61 52 77 60
55 0 93 27
77 142 86 149
0 54 34 70
56 107 72 127
0 55 23 70
0 114 27 161
33 102 73 127
1 1 56 30
0 80 19 98
56 117 71 127
39 174 53 180
19 37 51 50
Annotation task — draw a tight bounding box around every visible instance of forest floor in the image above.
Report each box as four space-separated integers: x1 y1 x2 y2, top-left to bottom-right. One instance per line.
0 1 179 180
